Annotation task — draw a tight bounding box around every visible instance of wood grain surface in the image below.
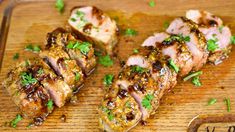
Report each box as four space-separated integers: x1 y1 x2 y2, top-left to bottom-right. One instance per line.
0 0 235 131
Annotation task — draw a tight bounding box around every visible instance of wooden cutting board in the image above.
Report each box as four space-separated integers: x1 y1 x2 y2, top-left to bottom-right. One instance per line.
0 0 235 131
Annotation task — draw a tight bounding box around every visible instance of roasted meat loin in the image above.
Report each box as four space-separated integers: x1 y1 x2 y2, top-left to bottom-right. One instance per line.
68 6 118 55
99 11 233 132
2 27 97 125
186 10 232 65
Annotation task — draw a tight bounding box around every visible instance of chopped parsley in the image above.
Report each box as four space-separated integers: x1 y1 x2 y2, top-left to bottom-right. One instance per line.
131 66 147 74
148 0 156 7
25 60 30 66
207 38 219 52
224 98 231 112
46 99 54 110
37 68 44 75
168 59 179 73
10 114 22 128
55 0 64 13
13 53 19 60
125 101 131 108
124 28 138 36
192 76 202 87
101 107 114 121
218 25 224 33
76 10 85 18
133 49 139 54
231 35 235 44
103 74 114 86
75 10 87 29
141 94 154 110
25 44 41 53
183 71 203 81
208 98 217 106
20 72 37 86
163 34 190 43
66 41 91 55
98 55 113 67
75 72 80 81
163 21 170 29
70 18 76 22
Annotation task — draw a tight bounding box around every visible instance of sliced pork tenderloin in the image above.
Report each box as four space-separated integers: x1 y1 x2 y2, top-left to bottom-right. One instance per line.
166 17 208 71
68 6 118 55
186 10 232 65
46 28 96 75
99 79 142 132
2 61 53 125
39 45 84 92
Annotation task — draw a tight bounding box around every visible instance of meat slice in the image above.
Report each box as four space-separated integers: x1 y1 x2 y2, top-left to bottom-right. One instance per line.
142 32 194 76
2 61 53 124
166 17 208 71
27 59 72 108
46 28 96 75
68 6 118 55
99 80 142 132
186 10 232 65
39 45 84 92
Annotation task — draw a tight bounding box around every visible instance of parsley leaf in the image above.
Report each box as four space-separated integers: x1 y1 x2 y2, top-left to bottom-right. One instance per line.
75 72 80 81
168 59 179 73
66 41 91 55
124 28 138 36
46 99 54 110
192 76 202 87
183 71 203 81
98 55 113 67
208 98 217 106
70 18 76 22
20 72 37 86
131 66 147 73
10 114 22 128
163 34 190 43
148 0 156 7
76 10 85 18
141 94 154 110
125 101 131 108
13 53 19 60
37 68 44 75
55 0 64 13
103 74 114 86
184 36 191 42
231 35 235 44
207 39 219 52
163 21 170 29
218 25 224 33
224 98 231 112
101 107 114 121
25 44 41 53
133 49 139 54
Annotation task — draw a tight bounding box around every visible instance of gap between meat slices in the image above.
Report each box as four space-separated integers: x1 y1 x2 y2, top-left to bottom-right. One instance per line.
68 6 118 55
186 10 232 65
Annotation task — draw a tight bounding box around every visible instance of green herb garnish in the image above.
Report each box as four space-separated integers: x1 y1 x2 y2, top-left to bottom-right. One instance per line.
125 101 131 108
168 59 179 73
76 10 85 18
133 49 139 54
163 21 170 29
131 66 147 74
207 39 219 52
13 53 19 60
25 44 41 52
124 28 137 36
46 99 53 110
10 114 22 128
163 34 190 43
183 71 203 81
102 107 114 121
75 72 80 81
103 74 114 86
224 98 231 112
37 68 44 75
20 72 37 86
141 94 154 110
55 0 64 13
148 0 156 7
192 76 202 87
70 18 76 22
184 36 191 42
208 98 217 106
231 35 235 44
66 41 91 55
98 55 113 67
